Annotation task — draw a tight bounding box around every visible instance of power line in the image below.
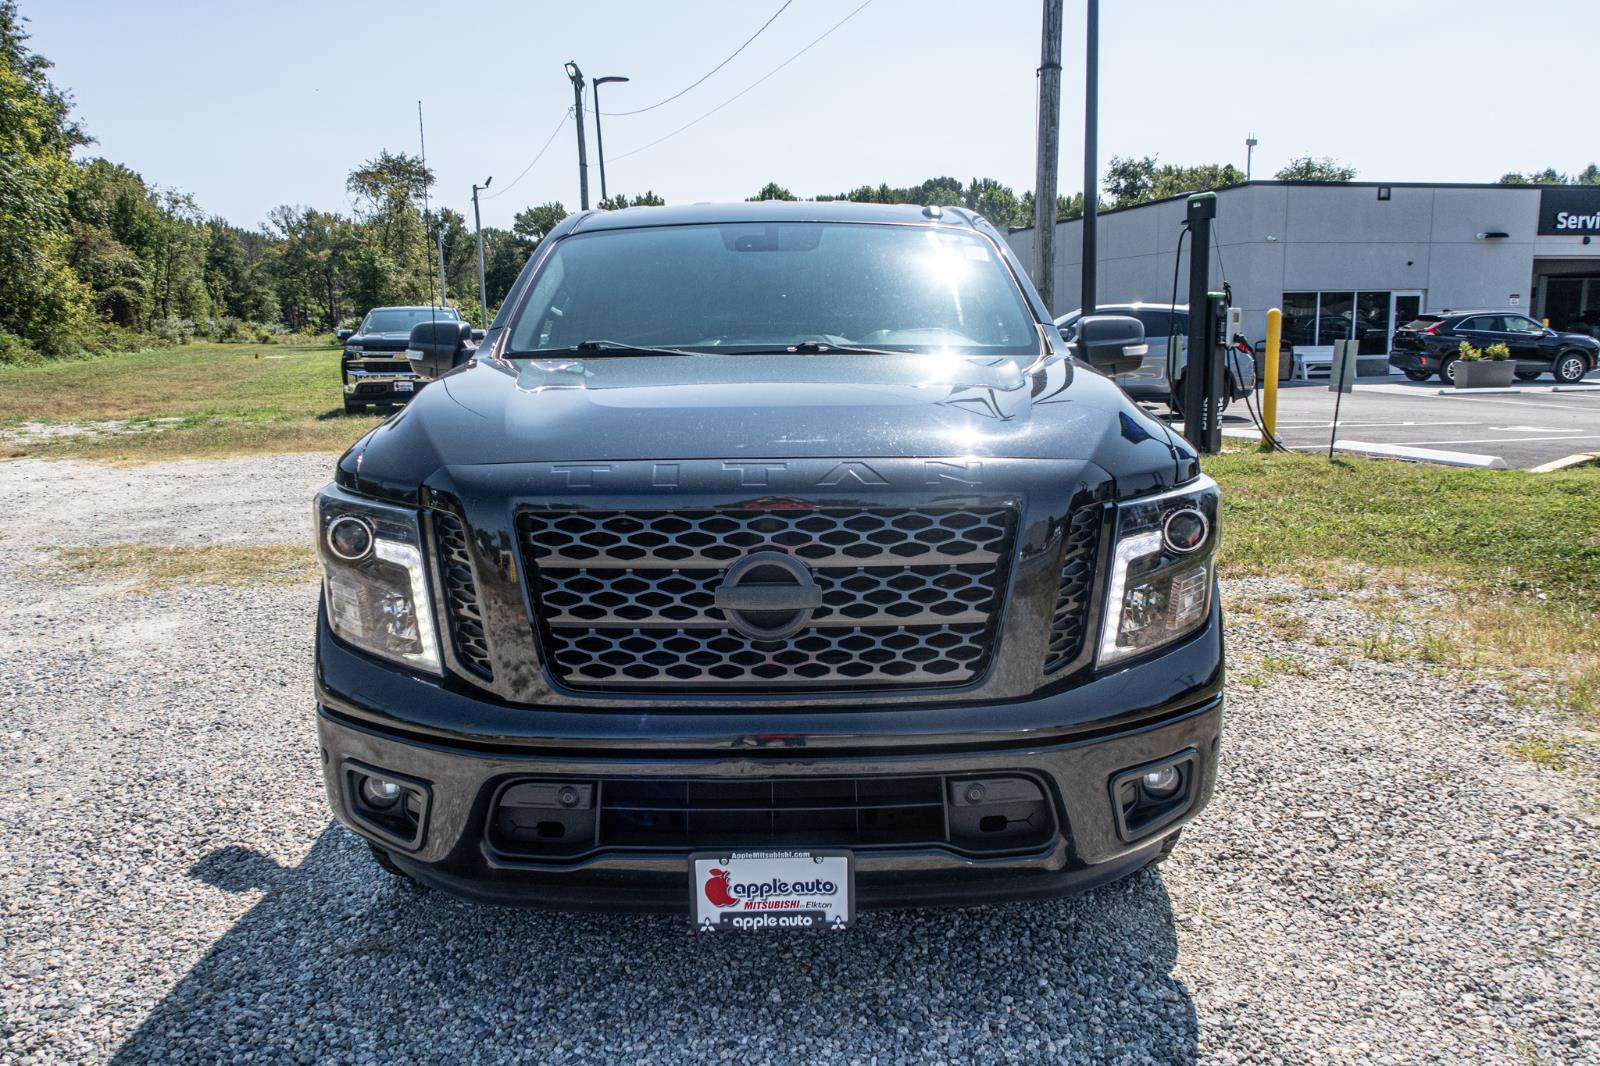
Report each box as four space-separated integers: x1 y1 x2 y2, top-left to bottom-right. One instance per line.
482 110 572 201
609 0 876 164
600 0 794 116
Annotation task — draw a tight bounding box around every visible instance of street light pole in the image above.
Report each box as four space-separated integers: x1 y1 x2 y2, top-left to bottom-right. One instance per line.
471 175 492 325
591 75 629 205
564 61 589 210
1246 133 1258 181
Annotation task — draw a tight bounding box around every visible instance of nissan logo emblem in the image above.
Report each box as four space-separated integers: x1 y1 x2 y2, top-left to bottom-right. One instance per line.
713 551 823 641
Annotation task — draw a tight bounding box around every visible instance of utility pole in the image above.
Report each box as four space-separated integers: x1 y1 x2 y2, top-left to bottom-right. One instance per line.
1246 132 1258 181
1031 0 1064 315
472 176 492 325
1081 0 1099 316
564 61 590 210
592 75 630 204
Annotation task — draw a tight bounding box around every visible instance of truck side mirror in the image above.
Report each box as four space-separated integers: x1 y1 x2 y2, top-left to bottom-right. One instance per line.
1071 314 1147 375
406 320 476 380
336 329 353 342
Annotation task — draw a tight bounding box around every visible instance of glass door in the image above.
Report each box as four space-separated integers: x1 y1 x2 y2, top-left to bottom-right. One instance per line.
1386 292 1423 373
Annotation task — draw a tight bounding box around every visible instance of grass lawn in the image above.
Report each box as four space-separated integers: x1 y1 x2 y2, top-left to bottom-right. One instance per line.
0 342 382 459
1208 449 1600 724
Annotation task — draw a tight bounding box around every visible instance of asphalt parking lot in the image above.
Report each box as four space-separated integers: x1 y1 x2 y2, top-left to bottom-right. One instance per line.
1200 374 1600 469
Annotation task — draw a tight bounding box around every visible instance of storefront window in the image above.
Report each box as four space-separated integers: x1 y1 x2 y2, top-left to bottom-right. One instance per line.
1283 292 1318 346
1318 292 1355 346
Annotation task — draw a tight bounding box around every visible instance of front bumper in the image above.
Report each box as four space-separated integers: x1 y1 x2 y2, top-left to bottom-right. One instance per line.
315 605 1225 913
342 366 423 400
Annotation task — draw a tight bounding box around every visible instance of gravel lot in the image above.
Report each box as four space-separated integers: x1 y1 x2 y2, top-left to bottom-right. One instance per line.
1 455 1596 1065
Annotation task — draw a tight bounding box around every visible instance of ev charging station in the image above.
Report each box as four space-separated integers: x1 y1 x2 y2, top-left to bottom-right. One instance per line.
1181 192 1229 455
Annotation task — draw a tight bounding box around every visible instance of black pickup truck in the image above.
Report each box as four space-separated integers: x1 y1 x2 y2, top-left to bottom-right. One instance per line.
336 306 476 413
313 203 1222 929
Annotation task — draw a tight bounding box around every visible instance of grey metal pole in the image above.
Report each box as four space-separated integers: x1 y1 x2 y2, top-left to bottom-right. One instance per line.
566 61 589 210
1031 0 1064 315
1081 0 1098 316
436 231 448 306
472 178 490 325
593 83 608 204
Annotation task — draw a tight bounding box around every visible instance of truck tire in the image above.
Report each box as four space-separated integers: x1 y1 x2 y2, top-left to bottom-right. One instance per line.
1554 351 1590 384
344 400 367 415
1403 369 1432 382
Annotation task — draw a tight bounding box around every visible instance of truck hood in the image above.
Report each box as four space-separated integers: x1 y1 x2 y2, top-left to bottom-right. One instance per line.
344 351 1190 498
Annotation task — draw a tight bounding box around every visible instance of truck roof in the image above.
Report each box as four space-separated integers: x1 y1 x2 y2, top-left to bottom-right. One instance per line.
568 200 984 233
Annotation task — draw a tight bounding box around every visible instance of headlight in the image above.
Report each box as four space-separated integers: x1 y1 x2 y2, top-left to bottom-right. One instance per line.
315 486 441 674
1098 475 1220 666
344 345 363 355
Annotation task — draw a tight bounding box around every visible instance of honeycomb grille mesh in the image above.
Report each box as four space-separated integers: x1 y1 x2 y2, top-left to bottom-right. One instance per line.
1043 502 1104 673
519 507 1015 690
432 510 494 680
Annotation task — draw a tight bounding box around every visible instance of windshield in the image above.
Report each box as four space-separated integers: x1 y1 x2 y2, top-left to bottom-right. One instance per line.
361 308 458 333
506 222 1039 355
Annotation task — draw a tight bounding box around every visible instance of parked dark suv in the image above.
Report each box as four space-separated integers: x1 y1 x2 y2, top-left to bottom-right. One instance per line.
336 306 476 413
314 203 1222 927
1390 310 1598 384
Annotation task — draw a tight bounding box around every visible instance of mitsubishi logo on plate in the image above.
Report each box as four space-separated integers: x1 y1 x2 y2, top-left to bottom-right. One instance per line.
714 551 822 641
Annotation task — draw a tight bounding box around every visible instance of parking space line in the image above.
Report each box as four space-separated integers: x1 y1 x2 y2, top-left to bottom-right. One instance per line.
1330 440 1506 468
1403 434 1600 446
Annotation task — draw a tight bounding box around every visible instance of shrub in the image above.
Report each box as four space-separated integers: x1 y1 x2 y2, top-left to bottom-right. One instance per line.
1484 342 1511 362
1458 339 1482 362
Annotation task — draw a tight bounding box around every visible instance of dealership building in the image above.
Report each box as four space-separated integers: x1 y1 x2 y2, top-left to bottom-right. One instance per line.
1006 181 1600 373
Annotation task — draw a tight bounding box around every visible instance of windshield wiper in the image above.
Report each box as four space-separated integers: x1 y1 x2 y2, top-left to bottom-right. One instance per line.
504 340 703 358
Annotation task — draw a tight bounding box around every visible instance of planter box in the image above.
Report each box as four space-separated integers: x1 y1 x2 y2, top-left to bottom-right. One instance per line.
1455 360 1517 389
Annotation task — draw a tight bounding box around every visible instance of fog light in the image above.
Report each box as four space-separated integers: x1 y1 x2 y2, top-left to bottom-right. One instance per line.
360 775 403 809
1141 766 1181 798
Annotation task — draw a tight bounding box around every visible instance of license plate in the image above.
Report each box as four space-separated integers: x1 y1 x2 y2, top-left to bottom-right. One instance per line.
691 850 853 932
393 381 415 392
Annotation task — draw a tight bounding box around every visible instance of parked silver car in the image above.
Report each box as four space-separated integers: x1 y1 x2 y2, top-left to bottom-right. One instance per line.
1055 302 1255 412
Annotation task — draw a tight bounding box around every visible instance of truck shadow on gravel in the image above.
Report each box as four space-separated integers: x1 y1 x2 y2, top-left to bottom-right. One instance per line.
113 827 1198 1063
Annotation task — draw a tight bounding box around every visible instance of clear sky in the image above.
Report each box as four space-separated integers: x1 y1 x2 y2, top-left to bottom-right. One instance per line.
21 0 1597 233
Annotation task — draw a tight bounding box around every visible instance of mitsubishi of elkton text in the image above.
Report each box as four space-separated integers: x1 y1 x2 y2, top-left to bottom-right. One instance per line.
313 201 1222 931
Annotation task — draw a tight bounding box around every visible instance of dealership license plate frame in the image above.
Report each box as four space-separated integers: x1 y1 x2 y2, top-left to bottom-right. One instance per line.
393 380 415 393
689 849 854 932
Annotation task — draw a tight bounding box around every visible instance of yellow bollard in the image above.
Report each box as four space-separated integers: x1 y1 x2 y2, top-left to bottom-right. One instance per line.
1262 308 1282 449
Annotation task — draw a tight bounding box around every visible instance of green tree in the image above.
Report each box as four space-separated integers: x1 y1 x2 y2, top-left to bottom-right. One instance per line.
1104 156 1159 207
1104 156 1245 209
1275 156 1357 182
748 182 797 202
597 190 666 210
0 0 94 358
1499 165 1600 186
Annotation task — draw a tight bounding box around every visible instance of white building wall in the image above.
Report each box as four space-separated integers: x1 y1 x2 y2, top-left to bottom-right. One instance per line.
1005 181 1600 346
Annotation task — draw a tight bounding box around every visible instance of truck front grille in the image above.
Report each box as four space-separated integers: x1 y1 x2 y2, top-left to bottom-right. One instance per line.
519 506 1015 691
432 509 494 680
1044 501 1104 673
